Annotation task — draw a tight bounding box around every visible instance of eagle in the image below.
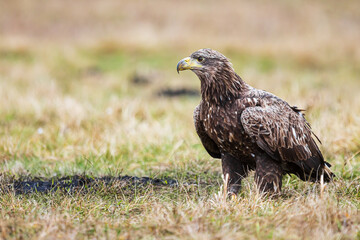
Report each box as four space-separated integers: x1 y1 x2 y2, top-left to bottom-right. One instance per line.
177 48 333 195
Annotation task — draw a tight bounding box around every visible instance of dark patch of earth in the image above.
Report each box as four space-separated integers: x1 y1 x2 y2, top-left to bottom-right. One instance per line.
157 88 199 97
9 175 181 195
130 72 152 85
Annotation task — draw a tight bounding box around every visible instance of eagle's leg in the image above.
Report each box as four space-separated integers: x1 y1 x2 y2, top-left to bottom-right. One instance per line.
221 153 250 195
255 154 283 194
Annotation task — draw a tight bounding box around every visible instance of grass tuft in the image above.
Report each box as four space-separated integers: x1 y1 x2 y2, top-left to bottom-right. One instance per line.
0 0 359 239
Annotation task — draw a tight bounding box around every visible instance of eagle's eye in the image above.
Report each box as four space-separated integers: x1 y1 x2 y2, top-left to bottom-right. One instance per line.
197 56 204 62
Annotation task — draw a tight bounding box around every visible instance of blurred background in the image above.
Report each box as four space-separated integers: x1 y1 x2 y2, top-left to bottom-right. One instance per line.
0 0 359 177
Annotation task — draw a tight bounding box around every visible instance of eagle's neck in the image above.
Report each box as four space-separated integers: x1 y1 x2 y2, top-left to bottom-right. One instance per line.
198 67 248 105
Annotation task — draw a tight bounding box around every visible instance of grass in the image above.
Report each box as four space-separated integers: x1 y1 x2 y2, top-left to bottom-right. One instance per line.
0 42 359 240
1 0 360 239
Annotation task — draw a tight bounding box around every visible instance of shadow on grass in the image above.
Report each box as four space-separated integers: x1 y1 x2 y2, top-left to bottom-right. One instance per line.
4 175 180 195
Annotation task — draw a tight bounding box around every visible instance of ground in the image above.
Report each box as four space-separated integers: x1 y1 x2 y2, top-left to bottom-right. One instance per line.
0 0 359 239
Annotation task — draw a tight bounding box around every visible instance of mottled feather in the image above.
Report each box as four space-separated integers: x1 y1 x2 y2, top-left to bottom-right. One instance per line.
179 48 333 194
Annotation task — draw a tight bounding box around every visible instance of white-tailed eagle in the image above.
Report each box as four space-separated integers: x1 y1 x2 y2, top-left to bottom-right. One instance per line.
177 48 333 195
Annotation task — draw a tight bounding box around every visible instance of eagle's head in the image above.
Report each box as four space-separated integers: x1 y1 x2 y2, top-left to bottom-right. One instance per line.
177 49 245 103
177 49 234 79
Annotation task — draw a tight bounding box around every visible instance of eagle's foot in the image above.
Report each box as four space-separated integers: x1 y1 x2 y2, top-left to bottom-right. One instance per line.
255 154 283 194
221 153 250 197
229 192 237 201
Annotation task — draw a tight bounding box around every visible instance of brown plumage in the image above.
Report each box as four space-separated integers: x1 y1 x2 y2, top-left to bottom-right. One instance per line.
177 48 333 195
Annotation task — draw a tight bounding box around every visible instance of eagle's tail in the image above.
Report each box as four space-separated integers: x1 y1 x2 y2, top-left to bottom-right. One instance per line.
293 157 334 183
305 160 334 183
323 161 335 182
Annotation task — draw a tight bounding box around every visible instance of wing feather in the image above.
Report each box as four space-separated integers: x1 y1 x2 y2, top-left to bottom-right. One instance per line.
194 105 221 158
240 101 323 164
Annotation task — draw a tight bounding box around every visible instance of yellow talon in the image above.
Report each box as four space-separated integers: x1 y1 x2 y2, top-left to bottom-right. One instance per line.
230 193 237 201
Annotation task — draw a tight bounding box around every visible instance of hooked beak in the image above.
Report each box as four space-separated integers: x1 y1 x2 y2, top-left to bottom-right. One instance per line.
177 57 203 73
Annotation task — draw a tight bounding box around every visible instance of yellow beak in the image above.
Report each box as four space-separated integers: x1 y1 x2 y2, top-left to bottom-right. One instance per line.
177 57 203 73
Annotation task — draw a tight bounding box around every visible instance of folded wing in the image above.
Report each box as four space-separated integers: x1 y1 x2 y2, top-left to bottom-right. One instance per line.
240 102 331 181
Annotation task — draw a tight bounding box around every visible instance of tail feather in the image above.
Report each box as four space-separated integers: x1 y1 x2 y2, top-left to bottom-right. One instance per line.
293 157 334 183
324 163 335 181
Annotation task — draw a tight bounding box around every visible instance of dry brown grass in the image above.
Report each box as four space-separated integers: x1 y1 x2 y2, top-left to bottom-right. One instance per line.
0 0 359 239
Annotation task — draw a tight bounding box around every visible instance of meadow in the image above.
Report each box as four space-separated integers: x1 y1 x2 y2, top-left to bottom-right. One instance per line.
0 0 359 239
